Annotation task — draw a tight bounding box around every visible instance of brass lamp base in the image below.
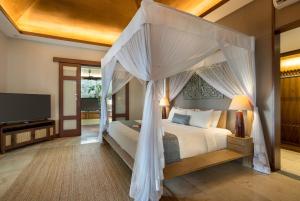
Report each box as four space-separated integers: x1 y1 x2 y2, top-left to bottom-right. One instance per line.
235 111 245 138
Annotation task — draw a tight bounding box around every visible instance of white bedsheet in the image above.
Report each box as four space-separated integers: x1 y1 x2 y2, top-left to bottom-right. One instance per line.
108 119 232 160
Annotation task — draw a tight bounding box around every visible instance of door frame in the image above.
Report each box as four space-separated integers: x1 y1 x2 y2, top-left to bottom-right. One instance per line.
54 57 101 137
273 19 300 169
59 62 81 137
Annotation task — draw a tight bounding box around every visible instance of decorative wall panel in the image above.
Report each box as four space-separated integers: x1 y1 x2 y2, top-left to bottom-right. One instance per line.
182 74 223 100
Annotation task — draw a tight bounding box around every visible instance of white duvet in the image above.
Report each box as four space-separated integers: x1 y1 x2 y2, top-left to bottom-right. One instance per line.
108 119 232 160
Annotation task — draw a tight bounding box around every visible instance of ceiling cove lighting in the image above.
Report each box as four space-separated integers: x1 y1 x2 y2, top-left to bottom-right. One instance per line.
0 0 226 45
281 53 300 72
161 0 224 16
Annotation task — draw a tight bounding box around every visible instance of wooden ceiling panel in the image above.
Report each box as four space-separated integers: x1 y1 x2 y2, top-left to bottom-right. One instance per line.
0 0 227 46
0 0 39 20
30 0 137 27
281 53 300 72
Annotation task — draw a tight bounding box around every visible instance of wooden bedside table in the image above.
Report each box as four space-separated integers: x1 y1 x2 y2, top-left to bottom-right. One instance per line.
227 134 254 167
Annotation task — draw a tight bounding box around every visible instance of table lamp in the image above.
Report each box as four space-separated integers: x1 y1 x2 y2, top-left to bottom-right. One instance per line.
159 96 170 119
229 95 252 138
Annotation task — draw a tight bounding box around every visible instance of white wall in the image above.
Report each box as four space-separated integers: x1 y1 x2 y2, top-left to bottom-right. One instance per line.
129 78 145 120
3 37 106 132
280 27 300 53
0 31 8 91
2 36 145 132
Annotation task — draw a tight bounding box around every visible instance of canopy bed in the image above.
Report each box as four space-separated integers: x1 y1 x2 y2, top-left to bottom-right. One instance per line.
104 110 254 180
100 1 271 201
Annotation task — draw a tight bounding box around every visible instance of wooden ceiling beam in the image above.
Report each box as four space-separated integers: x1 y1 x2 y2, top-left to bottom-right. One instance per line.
281 49 300 57
53 57 101 67
199 0 229 18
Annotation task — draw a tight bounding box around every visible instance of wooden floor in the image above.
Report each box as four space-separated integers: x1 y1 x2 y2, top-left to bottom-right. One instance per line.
81 125 100 144
281 148 300 177
0 132 300 200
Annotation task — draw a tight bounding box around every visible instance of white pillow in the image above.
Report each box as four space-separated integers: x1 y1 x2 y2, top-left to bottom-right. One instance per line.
187 110 213 128
210 110 222 127
168 107 187 121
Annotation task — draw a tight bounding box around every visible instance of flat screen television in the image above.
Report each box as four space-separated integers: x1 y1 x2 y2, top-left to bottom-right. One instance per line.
81 98 100 112
0 93 51 124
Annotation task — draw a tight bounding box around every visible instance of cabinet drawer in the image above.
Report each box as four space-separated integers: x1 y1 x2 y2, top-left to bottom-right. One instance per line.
35 128 47 139
5 135 11 146
16 132 31 143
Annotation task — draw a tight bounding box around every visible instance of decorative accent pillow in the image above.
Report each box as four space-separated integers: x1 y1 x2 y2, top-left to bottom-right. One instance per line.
187 110 213 128
168 107 187 121
210 110 222 127
172 113 191 125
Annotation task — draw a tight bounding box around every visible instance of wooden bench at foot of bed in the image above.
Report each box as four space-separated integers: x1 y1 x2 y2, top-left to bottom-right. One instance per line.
103 133 253 180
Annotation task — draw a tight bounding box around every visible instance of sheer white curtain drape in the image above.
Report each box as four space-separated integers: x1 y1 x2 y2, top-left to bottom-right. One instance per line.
100 2 271 201
155 79 165 100
129 81 165 201
169 71 195 101
113 24 165 201
195 43 270 174
111 65 133 95
101 24 231 201
156 71 195 102
100 58 117 134
196 62 244 98
220 43 270 173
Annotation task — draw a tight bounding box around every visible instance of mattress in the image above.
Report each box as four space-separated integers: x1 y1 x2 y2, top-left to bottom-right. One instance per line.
108 119 232 160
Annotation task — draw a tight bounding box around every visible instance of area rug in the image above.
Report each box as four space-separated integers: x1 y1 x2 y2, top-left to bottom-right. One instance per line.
1 142 178 201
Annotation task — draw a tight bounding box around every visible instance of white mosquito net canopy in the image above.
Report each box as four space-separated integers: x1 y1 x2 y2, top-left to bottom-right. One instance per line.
100 1 270 201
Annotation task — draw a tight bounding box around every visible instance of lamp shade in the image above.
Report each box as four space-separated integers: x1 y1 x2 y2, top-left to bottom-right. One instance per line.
159 96 170 106
229 95 252 111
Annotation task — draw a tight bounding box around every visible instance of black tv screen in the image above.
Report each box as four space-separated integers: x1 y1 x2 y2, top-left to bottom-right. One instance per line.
0 93 51 123
81 98 100 112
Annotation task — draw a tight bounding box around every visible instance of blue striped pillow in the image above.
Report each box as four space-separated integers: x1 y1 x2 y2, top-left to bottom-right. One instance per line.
171 113 191 125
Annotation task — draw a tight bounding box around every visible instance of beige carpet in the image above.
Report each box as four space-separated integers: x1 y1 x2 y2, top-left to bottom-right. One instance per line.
0 143 177 201
1 143 133 201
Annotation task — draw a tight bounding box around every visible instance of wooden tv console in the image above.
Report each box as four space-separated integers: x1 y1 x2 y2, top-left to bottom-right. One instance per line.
0 120 56 153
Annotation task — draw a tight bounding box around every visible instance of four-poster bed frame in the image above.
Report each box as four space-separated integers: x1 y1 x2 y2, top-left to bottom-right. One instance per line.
103 111 254 180
100 1 270 199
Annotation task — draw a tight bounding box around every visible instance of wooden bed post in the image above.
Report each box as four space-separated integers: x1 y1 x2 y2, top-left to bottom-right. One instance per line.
165 78 170 117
